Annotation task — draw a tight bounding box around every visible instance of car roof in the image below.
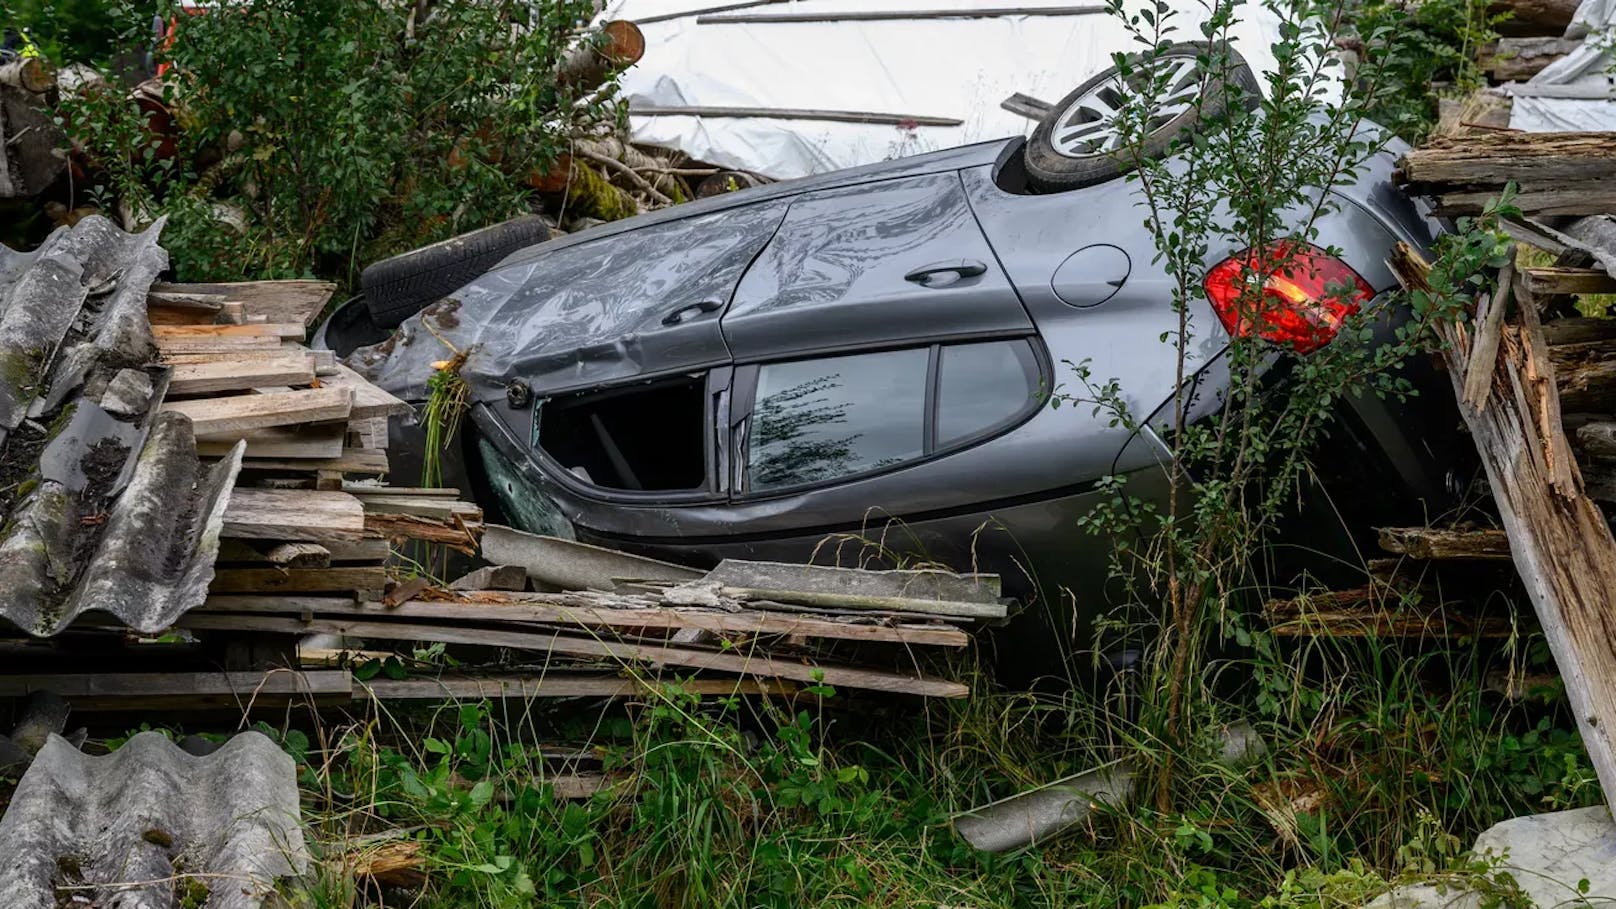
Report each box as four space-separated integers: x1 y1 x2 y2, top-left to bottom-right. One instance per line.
497 137 1015 270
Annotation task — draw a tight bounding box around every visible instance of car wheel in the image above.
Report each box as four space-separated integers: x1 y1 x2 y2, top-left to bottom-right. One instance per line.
361 215 552 328
1023 42 1261 193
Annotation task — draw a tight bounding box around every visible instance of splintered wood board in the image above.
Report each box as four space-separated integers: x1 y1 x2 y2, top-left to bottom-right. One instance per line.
223 488 368 542
219 537 391 565
152 279 337 326
169 351 316 395
318 364 412 419
163 386 353 436
353 495 482 521
197 422 348 459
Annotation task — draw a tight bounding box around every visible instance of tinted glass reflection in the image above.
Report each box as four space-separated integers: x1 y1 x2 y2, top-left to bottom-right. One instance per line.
937 341 1039 446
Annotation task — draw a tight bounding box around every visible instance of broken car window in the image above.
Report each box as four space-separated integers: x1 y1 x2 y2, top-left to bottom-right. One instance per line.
536 375 708 492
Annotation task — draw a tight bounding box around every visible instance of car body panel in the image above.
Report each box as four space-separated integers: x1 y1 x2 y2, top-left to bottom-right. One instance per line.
722 172 1032 361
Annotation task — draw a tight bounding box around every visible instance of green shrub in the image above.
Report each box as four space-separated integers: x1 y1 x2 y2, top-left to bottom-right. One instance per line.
60 0 603 285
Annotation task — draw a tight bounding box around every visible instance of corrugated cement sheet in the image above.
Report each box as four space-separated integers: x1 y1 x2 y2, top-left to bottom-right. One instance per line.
0 215 242 636
0 730 308 908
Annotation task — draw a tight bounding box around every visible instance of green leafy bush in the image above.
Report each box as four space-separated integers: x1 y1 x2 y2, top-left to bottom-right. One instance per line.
60 0 602 284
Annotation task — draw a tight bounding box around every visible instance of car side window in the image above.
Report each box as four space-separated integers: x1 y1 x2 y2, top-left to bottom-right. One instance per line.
749 349 929 492
744 339 1041 494
936 340 1042 447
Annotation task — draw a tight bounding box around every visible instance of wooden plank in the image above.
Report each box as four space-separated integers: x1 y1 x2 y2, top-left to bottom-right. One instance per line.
0 670 352 709
180 614 970 697
266 542 332 568
238 448 390 474
210 566 389 594
153 322 307 340
219 538 390 564
162 348 327 366
366 513 480 548
197 422 348 459
152 279 336 326
356 673 796 699
1377 526 1512 560
201 592 972 646
223 488 367 542
157 335 285 352
319 364 412 419
356 495 481 521
163 386 353 436
1478 36 1579 81
1523 266 1616 297
169 352 315 396
344 486 461 497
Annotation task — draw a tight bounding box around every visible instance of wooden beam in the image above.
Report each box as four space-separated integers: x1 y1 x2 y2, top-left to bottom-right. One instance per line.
201 592 972 646
317 364 413 419
1378 526 1513 560
164 386 353 436
223 489 368 542
237 448 390 474
0 670 352 710
1523 266 1616 297
356 674 796 699
179 614 970 697
197 422 348 459
153 322 307 340
210 566 389 594
1464 257 1515 409
152 280 336 326
1398 242 1616 812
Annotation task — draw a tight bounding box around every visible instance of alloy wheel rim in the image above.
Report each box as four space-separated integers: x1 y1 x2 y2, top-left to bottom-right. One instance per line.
1049 53 1204 158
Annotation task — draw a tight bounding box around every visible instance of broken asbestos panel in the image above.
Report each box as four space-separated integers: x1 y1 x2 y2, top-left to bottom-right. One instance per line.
0 731 308 909
0 217 244 635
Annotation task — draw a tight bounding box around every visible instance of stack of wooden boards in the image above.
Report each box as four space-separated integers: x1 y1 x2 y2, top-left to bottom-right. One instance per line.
188 546 1002 700
149 280 482 601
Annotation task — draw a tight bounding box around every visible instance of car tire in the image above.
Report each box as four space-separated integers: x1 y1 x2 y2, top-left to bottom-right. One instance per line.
1024 42 1261 193
361 215 552 328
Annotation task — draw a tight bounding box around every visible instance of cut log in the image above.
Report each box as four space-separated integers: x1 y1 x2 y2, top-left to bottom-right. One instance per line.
557 20 645 90
223 489 368 542
163 386 353 436
1377 526 1513 560
0 57 55 93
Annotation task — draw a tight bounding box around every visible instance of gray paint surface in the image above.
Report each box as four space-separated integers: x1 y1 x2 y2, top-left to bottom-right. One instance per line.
0 217 243 636
0 731 307 909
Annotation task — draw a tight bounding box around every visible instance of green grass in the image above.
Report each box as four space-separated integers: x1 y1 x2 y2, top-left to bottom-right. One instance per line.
254 619 1595 909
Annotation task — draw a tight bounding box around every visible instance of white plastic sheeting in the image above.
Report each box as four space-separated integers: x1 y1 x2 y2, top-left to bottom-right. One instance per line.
1508 0 1616 131
599 0 1302 178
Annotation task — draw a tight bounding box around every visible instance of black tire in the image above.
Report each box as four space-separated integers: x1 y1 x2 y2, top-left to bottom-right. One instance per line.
1024 42 1261 193
361 215 553 328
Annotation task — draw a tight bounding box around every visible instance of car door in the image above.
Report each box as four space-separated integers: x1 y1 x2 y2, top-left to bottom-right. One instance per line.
719 171 1034 362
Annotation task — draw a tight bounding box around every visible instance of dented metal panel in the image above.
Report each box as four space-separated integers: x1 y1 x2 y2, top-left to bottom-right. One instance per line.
0 217 243 636
0 731 307 909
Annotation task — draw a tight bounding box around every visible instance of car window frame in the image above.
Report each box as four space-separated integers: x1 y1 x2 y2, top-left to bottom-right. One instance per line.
728 333 1049 500
527 368 732 505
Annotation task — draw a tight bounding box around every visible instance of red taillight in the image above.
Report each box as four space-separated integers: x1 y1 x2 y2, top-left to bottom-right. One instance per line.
1203 242 1374 354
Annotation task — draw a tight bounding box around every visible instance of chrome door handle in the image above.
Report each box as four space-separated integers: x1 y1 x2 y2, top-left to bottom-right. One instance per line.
662 300 723 326
905 259 988 287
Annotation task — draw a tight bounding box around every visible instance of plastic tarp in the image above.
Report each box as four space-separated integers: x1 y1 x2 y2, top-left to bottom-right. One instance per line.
1508 0 1616 131
601 0 1305 179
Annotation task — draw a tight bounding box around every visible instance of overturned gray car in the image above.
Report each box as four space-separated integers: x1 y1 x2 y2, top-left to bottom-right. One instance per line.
322 51 1460 672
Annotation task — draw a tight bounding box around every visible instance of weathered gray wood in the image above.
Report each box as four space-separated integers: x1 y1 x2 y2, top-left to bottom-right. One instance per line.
181 613 970 696
266 542 332 568
1490 0 1580 36
151 280 336 326
1577 422 1616 458
201 591 973 646
223 489 368 542
196 422 348 459
164 386 352 436
318 364 413 419
1399 242 1616 812
354 495 481 521
1479 36 1579 81
210 566 388 594
238 449 390 473
0 671 352 709
168 352 316 395
356 673 794 698
704 559 1002 602
1524 266 1616 297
